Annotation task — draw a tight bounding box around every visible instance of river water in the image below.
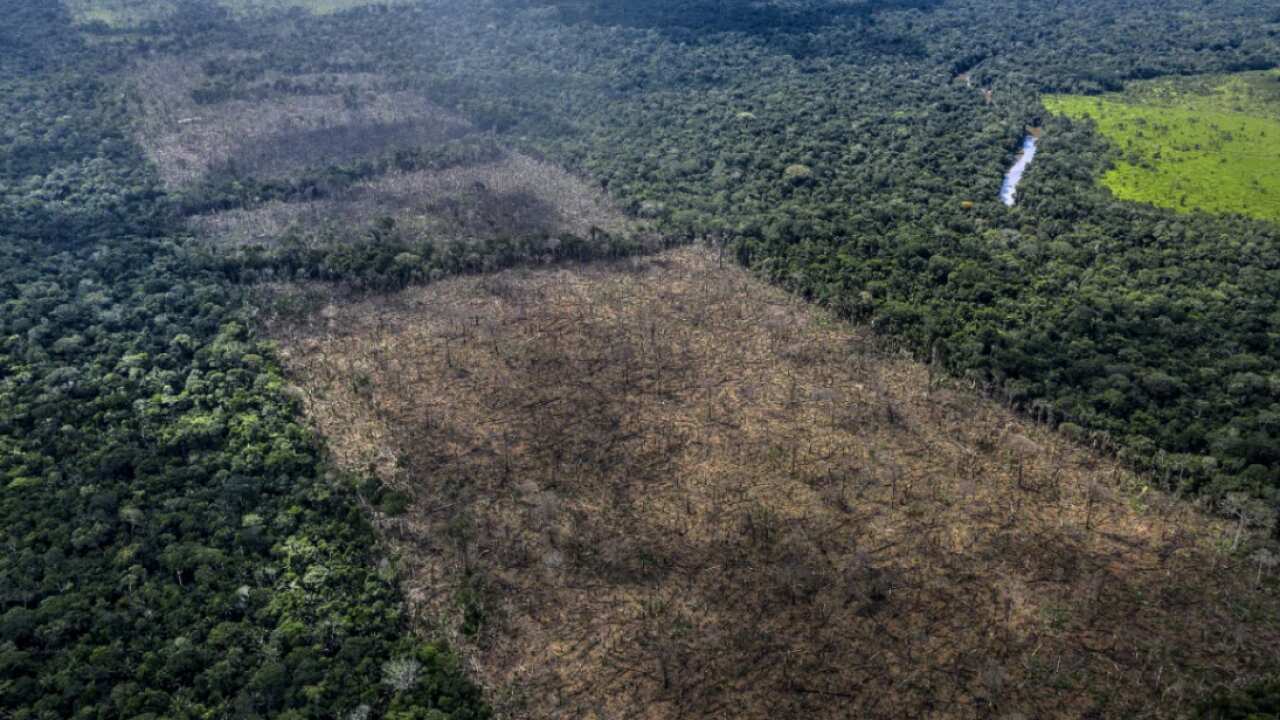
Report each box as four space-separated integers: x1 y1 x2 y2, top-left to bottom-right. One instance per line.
999 135 1038 206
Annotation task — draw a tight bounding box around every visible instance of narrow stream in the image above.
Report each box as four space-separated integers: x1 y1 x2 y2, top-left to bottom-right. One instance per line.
999 135 1038 206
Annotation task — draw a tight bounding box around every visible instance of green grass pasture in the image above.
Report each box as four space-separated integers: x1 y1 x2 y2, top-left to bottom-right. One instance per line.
1045 70 1280 222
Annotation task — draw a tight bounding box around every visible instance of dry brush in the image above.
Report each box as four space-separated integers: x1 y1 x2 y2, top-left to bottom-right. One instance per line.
268 247 1280 720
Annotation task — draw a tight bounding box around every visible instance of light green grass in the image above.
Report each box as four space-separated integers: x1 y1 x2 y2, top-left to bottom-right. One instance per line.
69 0 412 27
1045 70 1280 223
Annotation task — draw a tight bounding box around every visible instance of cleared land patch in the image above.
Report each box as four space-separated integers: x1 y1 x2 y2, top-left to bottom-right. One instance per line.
129 58 471 190
189 152 635 248
1045 70 1280 222
69 0 412 26
268 247 1280 720
127 55 638 257
67 0 176 26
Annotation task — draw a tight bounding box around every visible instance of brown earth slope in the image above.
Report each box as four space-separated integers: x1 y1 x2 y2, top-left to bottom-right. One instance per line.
266 247 1280 719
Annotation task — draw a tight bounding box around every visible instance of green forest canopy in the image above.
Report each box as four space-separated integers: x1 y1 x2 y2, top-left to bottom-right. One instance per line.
3 0 1280 718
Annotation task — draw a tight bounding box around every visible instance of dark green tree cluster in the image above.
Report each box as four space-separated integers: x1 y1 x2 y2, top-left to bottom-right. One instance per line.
0 3 487 718
212 222 665 293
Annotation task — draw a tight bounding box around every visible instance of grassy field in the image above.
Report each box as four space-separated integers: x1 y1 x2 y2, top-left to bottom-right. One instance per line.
1045 70 1280 222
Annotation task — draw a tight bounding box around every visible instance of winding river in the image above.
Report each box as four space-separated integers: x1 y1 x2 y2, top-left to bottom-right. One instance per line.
999 135 1038 206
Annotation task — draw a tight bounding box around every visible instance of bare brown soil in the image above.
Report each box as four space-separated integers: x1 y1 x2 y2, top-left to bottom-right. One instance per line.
267 247 1280 720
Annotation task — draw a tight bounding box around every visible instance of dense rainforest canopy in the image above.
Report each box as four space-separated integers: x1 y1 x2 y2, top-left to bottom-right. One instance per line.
0 3 486 719
2 0 1279 717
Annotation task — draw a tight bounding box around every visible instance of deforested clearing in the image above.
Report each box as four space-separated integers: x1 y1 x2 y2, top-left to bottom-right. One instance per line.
266 247 1280 719
127 55 634 251
70 0 416 26
67 0 177 26
189 151 636 248
128 58 470 189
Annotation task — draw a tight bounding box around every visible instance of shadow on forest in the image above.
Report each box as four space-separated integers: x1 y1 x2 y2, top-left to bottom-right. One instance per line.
210 119 475 180
420 188 566 239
